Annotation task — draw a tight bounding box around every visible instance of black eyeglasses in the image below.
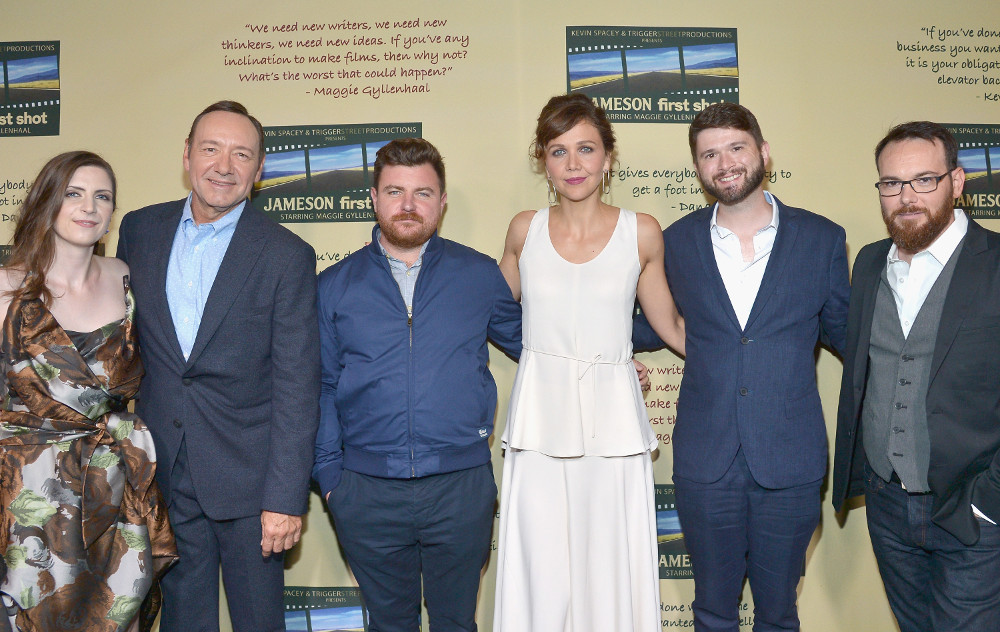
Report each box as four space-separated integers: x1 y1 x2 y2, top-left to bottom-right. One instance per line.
875 173 950 197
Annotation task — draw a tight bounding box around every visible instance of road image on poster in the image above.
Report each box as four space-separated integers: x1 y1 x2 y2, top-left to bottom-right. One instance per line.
285 586 368 631
656 484 692 579
253 122 421 223
0 41 60 137
566 27 738 123
947 124 1000 219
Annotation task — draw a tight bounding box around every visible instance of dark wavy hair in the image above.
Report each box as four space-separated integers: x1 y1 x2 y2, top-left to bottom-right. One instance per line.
372 138 446 191
688 102 765 161
5 151 117 306
532 93 617 173
875 121 958 171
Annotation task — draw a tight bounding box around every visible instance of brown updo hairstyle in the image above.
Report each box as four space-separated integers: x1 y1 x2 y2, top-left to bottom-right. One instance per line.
4 150 117 306
531 93 617 173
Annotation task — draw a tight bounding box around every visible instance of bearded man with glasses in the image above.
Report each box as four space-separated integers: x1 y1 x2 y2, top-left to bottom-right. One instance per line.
833 120 1000 631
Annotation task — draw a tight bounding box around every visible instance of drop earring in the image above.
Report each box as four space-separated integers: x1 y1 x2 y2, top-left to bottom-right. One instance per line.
547 176 557 206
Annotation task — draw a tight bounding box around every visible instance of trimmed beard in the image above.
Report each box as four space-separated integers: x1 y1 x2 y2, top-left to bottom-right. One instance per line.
700 155 766 205
884 202 953 253
378 212 435 250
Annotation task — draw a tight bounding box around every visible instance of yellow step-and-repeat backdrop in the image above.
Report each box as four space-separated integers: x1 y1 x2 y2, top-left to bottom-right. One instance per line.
3 1 1000 630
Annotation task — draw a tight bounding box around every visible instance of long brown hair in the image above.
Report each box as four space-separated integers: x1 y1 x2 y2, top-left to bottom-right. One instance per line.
4 151 117 306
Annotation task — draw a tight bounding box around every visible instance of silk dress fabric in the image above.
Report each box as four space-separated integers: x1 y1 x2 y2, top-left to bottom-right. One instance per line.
0 280 176 632
494 208 660 631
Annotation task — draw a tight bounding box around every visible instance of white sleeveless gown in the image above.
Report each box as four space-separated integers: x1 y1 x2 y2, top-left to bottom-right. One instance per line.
494 208 660 632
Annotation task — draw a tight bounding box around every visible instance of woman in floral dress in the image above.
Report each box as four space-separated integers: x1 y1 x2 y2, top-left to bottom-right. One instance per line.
0 151 176 632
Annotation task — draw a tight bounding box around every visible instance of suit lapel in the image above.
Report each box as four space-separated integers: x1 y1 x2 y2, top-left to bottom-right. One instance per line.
150 203 187 364
852 241 890 393
930 221 990 383
744 199 796 332
691 208 742 331
185 208 267 367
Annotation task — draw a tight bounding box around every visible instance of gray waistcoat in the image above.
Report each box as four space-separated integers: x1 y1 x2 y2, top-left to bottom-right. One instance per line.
861 247 961 491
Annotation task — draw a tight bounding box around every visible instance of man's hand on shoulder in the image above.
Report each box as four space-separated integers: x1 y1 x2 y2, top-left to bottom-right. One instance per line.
261 510 303 557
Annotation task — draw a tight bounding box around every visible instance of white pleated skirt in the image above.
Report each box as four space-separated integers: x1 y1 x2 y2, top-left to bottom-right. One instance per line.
493 449 661 632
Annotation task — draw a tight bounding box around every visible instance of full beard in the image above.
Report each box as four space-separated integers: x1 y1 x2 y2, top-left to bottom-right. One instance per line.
701 158 766 205
379 212 435 250
884 203 953 253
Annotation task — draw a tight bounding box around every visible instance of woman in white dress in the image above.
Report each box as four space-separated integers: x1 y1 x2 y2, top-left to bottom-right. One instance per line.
493 93 685 631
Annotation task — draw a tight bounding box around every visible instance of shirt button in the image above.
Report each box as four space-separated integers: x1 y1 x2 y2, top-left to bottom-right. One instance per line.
739 387 749 396
183 317 190 323
188 281 193 287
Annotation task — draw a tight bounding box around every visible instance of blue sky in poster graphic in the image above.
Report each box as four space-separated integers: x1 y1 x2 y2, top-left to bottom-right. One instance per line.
7 55 58 83
261 150 306 180
990 147 1000 175
656 510 682 536
568 51 623 81
311 144 364 172
958 147 988 177
310 605 365 629
366 140 391 167
285 611 308 632
683 43 738 71
625 48 680 73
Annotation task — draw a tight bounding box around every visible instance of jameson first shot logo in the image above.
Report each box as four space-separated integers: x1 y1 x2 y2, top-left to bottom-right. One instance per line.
0 41 59 137
253 122 421 223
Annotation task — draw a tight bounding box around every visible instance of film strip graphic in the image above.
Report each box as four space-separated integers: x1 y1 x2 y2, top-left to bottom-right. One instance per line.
0 41 60 136
946 123 1000 219
252 123 421 222
565 27 738 123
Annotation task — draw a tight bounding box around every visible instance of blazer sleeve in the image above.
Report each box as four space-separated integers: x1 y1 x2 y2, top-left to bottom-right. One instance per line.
312 267 345 499
261 239 321 515
819 225 850 357
115 212 133 265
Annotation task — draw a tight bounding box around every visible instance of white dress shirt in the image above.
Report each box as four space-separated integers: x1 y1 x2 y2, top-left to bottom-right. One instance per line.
883 209 994 524
710 191 779 330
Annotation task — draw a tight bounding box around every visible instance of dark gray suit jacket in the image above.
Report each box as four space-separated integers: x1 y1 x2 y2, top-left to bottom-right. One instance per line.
117 198 320 521
833 219 1000 545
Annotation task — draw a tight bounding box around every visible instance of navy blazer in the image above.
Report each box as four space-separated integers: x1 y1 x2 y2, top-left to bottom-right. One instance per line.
833 219 1000 545
634 197 849 488
117 199 321 521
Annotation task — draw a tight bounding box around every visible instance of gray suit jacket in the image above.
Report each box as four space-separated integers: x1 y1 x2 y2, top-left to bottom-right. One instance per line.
117 198 320 520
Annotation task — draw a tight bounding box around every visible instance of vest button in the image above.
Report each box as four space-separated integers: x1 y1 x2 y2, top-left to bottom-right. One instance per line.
739 387 749 396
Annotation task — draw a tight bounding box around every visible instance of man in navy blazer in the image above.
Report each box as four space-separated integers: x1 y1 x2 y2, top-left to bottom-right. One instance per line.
833 122 1000 631
634 103 849 631
117 101 320 632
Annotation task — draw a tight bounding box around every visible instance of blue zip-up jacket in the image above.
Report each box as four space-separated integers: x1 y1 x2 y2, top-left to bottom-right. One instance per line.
312 227 522 498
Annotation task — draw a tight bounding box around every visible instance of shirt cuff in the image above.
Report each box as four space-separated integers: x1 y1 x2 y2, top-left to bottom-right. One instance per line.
972 503 996 525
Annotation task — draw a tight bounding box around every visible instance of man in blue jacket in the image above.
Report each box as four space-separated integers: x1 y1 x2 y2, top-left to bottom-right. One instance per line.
634 103 849 631
313 138 521 632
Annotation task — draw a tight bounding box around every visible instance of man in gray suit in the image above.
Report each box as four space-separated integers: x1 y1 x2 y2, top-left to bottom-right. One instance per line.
117 101 320 632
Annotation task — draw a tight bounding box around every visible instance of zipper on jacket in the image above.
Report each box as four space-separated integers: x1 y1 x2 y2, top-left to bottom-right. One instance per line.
408 303 414 476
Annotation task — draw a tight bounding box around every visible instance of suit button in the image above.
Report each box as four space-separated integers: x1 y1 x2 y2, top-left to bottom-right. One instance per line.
740 337 750 344
173 419 182 428
182 378 192 386
739 387 749 396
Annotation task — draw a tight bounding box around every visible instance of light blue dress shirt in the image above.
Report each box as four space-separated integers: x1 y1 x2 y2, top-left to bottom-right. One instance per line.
166 195 245 359
375 227 428 314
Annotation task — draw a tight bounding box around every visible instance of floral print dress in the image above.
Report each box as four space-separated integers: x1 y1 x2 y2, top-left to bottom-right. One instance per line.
0 280 176 632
